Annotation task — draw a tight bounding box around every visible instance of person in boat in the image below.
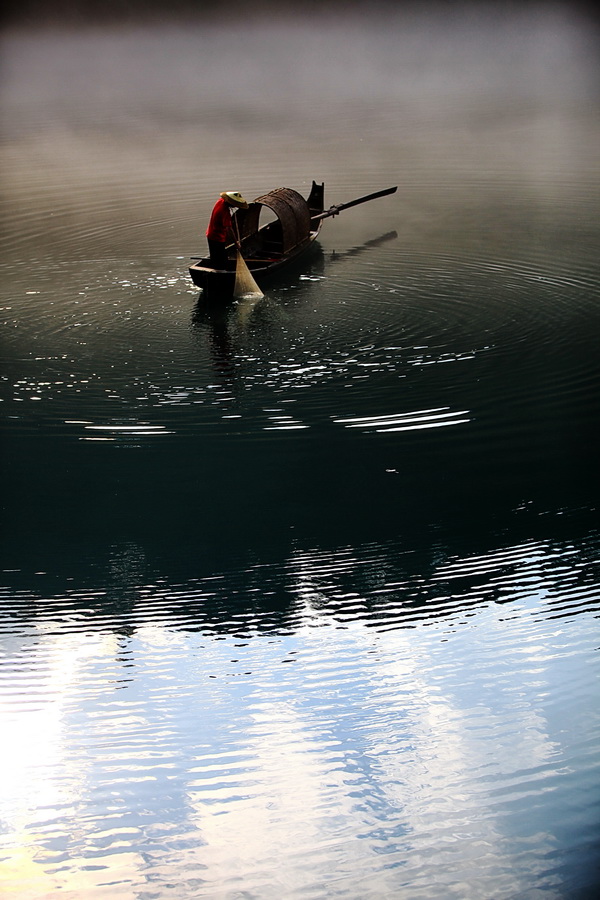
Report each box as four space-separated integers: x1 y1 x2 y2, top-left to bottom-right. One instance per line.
206 191 249 270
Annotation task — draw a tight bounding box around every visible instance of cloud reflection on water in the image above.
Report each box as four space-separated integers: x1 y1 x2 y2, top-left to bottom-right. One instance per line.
1 585 583 898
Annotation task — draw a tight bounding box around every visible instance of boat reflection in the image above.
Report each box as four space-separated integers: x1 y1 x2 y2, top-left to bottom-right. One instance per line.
328 229 398 262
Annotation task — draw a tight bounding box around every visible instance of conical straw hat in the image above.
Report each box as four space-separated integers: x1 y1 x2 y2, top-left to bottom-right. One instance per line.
220 191 249 209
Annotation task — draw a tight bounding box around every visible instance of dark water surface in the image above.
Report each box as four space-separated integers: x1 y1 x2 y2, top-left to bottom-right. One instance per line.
2 7 600 898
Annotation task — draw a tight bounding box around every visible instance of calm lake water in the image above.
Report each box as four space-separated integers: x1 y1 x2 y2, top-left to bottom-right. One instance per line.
1 6 600 898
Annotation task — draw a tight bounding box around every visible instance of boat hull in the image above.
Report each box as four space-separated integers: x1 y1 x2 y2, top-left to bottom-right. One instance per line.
189 233 320 297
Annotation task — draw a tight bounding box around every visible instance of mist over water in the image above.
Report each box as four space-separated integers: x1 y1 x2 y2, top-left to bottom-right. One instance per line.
1 4 600 898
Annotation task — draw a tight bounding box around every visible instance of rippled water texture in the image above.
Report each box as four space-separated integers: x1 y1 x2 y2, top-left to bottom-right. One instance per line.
1 5 600 898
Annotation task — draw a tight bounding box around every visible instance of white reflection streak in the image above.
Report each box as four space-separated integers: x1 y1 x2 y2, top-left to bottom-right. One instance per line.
84 425 171 434
334 407 471 432
81 424 174 442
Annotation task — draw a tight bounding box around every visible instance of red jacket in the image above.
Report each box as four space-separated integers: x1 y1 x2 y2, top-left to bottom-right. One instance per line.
206 197 232 242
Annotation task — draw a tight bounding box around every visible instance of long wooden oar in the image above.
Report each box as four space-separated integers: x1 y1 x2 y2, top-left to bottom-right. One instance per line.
311 186 397 221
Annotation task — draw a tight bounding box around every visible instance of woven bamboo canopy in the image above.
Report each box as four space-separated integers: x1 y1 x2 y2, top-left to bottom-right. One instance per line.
234 187 312 253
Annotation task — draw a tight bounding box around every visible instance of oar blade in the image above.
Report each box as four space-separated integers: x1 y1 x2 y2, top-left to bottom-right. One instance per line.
312 186 397 221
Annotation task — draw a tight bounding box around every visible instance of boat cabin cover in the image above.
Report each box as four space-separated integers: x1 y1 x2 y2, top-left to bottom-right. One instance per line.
234 183 324 255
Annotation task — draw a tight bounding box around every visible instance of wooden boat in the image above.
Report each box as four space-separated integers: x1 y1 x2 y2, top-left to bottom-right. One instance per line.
189 181 397 297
